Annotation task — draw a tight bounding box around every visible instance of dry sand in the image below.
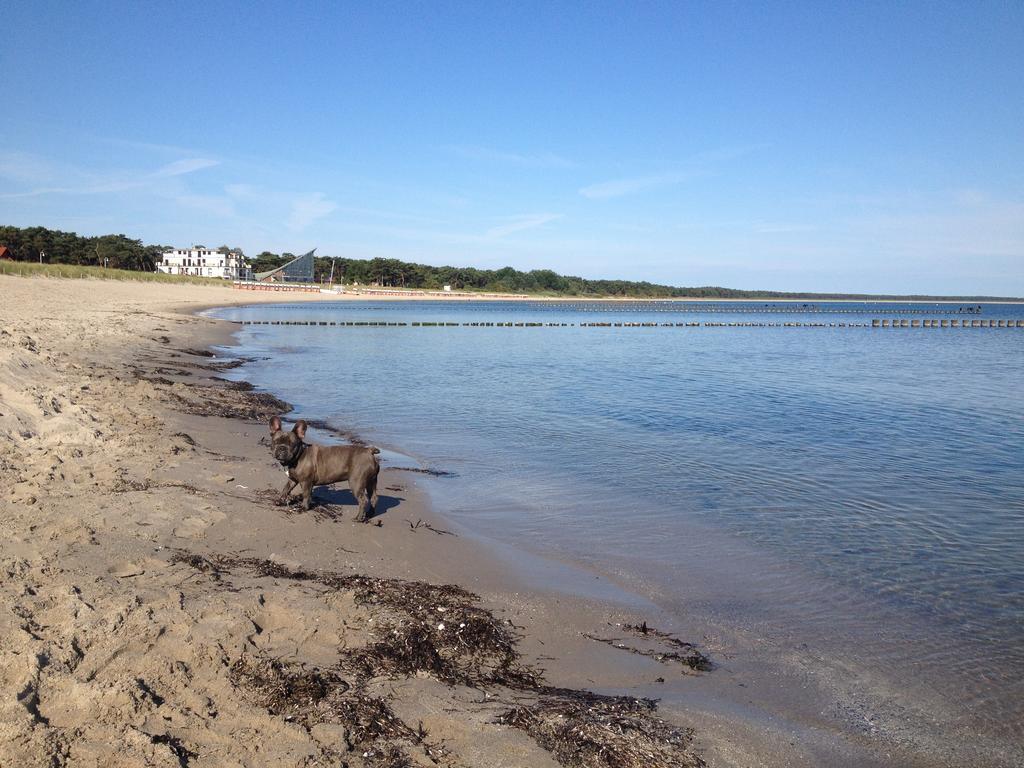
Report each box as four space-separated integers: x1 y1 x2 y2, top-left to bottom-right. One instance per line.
1 276 1005 768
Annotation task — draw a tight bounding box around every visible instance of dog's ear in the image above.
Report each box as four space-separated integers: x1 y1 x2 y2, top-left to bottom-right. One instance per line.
293 419 308 439
269 415 282 434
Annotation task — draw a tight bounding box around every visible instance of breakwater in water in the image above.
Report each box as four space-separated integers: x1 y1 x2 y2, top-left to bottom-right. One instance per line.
233 317 1024 328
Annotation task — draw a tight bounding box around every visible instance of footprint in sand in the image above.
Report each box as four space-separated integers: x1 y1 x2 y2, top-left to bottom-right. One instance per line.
107 557 169 578
173 515 216 539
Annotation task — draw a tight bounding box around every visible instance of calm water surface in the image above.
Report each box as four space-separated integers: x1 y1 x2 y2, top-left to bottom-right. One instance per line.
213 300 1024 740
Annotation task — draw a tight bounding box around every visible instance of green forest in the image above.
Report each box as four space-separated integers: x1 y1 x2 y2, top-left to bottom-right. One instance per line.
1 225 1015 301
0 225 173 272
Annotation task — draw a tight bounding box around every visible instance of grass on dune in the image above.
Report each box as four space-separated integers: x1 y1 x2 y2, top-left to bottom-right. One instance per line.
0 260 219 285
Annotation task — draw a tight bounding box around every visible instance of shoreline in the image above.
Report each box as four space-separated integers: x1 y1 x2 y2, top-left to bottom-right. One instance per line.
217 287 1024 305
2 275 1017 767
0 276 717 767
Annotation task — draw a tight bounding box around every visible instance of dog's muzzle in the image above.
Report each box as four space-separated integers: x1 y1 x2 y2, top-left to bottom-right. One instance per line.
274 444 303 468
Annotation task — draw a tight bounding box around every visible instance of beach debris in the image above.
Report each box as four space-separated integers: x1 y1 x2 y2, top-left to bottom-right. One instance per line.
388 466 456 477
209 376 255 391
148 733 198 765
230 656 430 765
170 550 708 768
496 687 704 768
167 386 291 421
111 473 151 493
172 432 197 446
582 630 712 673
405 518 456 536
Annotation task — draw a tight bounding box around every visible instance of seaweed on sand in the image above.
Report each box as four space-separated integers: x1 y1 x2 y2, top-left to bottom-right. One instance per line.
209 376 255 391
497 687 703 768
252 488 354 523
230 656 442 766
167 386 290 421
170 551 707 768
149 732 198 766
582 632 712 673
172 552 537 688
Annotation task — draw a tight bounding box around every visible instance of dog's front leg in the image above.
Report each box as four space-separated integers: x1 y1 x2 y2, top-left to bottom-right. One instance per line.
276 476 297 506
301 481 314 511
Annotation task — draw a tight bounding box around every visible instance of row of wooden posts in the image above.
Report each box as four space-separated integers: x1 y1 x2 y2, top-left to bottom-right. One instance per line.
871 318 1023 327
501 305 984 314
234 319 1024 328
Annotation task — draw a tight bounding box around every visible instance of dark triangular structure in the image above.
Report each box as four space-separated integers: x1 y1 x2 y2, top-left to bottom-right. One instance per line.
255 248 316 282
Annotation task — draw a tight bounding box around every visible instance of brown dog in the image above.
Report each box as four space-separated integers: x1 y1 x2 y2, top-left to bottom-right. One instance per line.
269 416 380 521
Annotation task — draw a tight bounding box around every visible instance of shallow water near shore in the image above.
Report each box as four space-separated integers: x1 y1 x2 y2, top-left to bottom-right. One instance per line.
212 299 1024 756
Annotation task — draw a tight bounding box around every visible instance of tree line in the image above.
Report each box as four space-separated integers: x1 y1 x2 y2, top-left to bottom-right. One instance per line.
0 225 176 272
2 225 1015 301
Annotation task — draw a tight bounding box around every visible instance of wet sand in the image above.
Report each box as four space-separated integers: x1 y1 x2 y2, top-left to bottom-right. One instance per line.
1 275 1011 767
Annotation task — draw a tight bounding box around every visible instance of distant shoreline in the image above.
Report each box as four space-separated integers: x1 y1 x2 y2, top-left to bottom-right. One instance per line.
2 258 1021 304
324 288 1024 304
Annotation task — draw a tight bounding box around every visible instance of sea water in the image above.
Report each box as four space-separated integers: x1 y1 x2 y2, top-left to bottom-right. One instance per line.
212 300 1024 744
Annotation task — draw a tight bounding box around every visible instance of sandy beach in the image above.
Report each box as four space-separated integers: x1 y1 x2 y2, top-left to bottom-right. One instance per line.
3 275 1010 768
0 276 718 767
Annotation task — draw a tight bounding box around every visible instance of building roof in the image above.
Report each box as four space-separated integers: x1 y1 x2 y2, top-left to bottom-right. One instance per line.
0 246 12 260
254 248 317 282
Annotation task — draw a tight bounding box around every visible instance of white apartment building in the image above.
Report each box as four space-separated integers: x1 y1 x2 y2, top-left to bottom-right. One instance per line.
156 247 252 280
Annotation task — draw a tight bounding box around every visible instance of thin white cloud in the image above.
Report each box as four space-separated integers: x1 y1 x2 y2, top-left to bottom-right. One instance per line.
448 145 573 168
0 179 147 199
0 151 218 198
578 144 764 201
153 158 220 177
486 213 563 239
0 151 61 185
578 172 689 200
287 193 337 231
96 136 206 156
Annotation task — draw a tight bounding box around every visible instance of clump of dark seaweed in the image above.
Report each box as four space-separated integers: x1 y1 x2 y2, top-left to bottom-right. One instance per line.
168 387 291 421
209 376 255 391
149 732 198 765
620 621 713 671
111 476 151 493
497 687 704 768
174 552 536 687
230 656 424 765
172 432 197 446
168 551 223 581
582 632 712 673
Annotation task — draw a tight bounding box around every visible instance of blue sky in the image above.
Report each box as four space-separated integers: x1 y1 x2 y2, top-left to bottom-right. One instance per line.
2 1 1022 294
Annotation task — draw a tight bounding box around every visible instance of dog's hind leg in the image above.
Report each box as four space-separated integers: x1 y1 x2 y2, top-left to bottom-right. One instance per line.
367 473 378 512
354 485 370 523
